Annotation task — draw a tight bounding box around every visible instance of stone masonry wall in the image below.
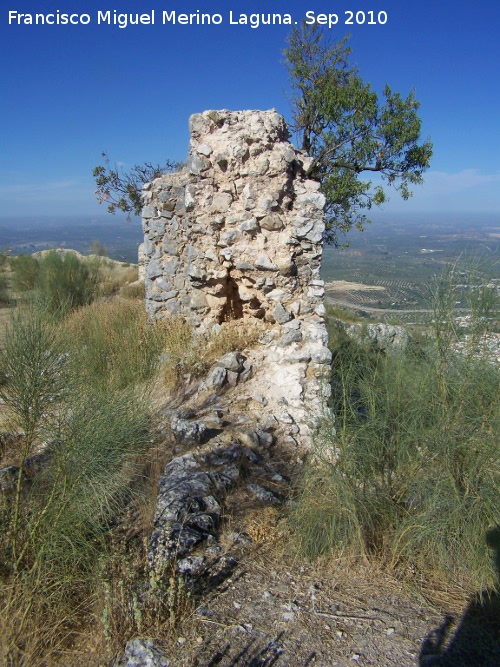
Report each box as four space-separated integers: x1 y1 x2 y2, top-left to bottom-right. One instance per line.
142 109 331 443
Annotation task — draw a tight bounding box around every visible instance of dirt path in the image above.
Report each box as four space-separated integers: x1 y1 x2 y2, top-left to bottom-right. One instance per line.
162 539 487 667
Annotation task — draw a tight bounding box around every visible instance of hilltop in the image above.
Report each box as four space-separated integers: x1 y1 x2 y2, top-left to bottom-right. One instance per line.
1 106 499 665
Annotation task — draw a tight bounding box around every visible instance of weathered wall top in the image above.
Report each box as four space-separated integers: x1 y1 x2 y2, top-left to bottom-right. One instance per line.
141 109 331 444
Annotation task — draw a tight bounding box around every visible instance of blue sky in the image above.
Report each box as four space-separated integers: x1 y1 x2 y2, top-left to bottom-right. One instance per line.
1 0 499 219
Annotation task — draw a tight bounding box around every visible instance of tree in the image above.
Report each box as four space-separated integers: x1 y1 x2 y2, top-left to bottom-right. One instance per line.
284 22 432 245
89 240 108 257
93 153 180 217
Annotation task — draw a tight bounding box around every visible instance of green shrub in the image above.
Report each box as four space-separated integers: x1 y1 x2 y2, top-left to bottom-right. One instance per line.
0 307 69 565
290 303 500 591
89 239 108 257
0 304 153 665
10 251 101 315
0 386 151 666
0 306 67 442
28 387 149 572
10 253 40 292
36 251 100 314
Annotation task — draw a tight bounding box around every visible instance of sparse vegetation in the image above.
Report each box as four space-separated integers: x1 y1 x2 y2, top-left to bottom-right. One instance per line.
326 303 368 324
89 239 108 257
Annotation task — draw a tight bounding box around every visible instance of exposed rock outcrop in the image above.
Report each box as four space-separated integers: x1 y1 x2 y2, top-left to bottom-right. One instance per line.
343 322 410 352
115 638 170 667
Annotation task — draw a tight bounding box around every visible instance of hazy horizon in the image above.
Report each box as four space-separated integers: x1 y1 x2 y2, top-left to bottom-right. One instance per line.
1 211 499 265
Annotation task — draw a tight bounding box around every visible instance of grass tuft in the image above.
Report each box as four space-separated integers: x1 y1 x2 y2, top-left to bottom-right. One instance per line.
290 269 500 593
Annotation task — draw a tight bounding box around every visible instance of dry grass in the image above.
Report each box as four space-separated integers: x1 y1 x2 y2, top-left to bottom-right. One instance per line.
97 263 140 298
205 318 263 360
240 506 283 545
160 316 264 390
63 297 147 339
120 281 145 300
61 299 166 391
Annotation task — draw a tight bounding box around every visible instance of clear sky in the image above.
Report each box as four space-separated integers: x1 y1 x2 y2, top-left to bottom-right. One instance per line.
1 0 499 219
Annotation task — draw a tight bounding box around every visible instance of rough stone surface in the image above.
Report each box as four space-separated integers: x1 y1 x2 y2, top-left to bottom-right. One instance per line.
142 110 332 445
205 365 227 389
170 417 206 445
115 638 170 667
149 447 238 570
217 351 245 372
345 322 410 352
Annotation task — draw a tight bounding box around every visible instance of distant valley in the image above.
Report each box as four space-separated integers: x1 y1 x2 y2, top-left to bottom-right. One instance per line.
1 212 499 316
0 215 143 264
322 212 500 319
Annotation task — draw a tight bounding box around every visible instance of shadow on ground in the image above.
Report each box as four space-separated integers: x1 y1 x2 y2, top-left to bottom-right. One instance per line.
195 632 316 667
420 527 500 666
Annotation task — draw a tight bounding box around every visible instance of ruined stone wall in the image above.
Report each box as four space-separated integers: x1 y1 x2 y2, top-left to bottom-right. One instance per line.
142 110 331 444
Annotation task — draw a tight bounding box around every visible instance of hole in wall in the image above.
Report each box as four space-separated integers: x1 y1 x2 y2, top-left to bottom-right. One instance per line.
219 276 244 322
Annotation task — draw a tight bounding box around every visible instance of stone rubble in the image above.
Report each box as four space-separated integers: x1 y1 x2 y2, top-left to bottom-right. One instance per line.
342 322 410 352
114 638 170 667
452 331 500 364
452 316 500 364
148 389 282 576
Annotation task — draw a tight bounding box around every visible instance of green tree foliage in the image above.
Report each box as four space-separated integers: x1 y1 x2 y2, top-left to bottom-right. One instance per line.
93 153 180 217
284 22 433 244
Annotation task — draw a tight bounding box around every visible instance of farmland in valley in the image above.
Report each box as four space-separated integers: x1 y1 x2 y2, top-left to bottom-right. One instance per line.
321 212 500 320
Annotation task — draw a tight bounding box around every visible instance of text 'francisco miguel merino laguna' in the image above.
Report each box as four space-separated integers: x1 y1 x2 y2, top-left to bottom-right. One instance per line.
7 10 303 28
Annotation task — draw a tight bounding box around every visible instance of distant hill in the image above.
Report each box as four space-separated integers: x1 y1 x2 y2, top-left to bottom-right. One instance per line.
0 215 143 263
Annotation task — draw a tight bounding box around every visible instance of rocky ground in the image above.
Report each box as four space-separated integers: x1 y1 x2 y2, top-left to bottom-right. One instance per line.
166 546 445 667
1 305 498 667
113 362 497 667
117 482 492 667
